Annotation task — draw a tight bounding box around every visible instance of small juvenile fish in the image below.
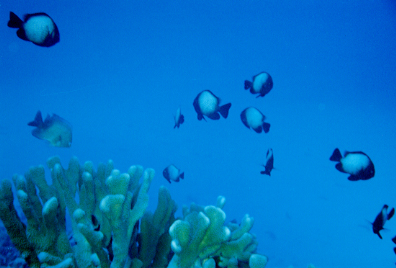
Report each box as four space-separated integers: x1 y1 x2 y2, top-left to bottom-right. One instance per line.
260 149 274 176
8 11 60 47
240 107 270 133
163 164 184 183
329 148 375 181
174 107 184 128
244 72 273 98
372 204 394 239
28 111 72 147
193 90 231 121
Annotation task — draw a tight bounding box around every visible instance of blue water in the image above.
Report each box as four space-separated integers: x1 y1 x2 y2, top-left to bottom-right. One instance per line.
1 1 396 267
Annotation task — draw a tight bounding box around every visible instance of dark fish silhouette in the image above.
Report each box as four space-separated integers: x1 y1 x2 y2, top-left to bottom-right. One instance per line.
372 204 394 239
240 107 270 133
244 72 273 98
193 90 231 121
28 111 72 147
8 12 60 47
174 107 184 128
330 148 375 181
163 164 184 183
261 149 274 176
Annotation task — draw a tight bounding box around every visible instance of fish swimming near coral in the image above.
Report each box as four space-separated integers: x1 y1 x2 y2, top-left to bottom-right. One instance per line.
163 164 184 183
7 11 60 47
193 90 231 121
28 111 72 147
240 107 270 133
244 72 273 98
372 204 394 239
174 107 184 128
329 148 375 181
261 148 274 176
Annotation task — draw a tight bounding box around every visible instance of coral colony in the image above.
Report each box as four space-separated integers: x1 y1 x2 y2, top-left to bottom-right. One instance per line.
0 157 268 268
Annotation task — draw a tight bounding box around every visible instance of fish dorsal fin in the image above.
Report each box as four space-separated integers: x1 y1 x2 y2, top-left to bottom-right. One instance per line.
24 13 50 21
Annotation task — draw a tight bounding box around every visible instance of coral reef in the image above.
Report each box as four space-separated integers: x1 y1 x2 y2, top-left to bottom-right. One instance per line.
0 157 267 268
0 222 27 268
168 196 267 268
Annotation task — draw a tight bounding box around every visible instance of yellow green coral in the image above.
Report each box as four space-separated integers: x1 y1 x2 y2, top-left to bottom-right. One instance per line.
0 156 268 268
168 197 267 268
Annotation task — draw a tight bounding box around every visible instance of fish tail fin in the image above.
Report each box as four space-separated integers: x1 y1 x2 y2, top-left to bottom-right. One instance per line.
219 103 232 118
392 236 396 244
244 80 252 90
28 111 43 127
263 122 271 133
8 12 23 28
180 172 184 180
388 208 395 220
330 148 342 161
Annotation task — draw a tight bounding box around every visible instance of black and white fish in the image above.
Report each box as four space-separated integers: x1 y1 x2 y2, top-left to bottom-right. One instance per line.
244 72 273 98
174 107 184 128
329 148 375 181
240 107 270 133
372 204 395 239
193 90 231 121
261 148 274 176
7 11 60 47
163 164 184 183
28 111 72 147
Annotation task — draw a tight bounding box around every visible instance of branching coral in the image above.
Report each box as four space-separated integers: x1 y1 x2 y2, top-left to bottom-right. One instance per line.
0 157 267 268
168 196 268 268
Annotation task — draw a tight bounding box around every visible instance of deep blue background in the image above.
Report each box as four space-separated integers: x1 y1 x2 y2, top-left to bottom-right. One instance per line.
1 1 396 267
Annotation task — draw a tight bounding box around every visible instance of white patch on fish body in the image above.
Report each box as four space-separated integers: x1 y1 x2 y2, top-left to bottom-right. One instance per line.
198 91 218 115
266 148 273 161
175 108 181 122
252 73 270 93
244 107 264 128
166 165 180 180
341 153 370 175
24 15 55 44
